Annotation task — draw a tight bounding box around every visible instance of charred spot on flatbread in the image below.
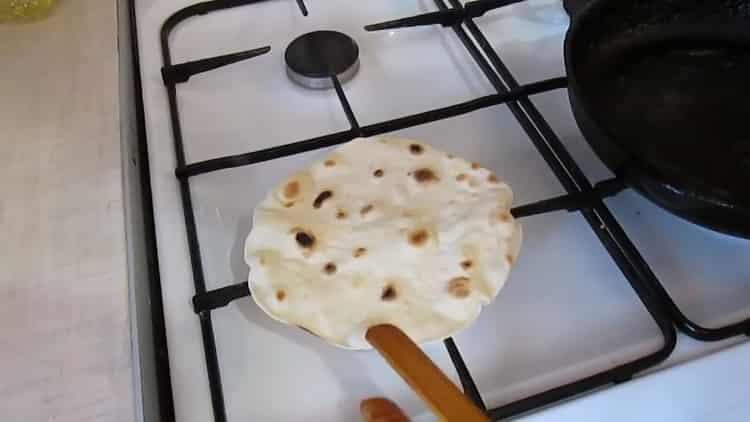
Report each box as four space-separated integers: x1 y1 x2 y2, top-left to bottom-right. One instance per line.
294 230 316 249
447 277 471 298
381 284 397 301
283 181 300 199
413 168 438 184
408 229 430 247
276 290 287 301
360 204 374 215
313 190 334 209
323 262 337 275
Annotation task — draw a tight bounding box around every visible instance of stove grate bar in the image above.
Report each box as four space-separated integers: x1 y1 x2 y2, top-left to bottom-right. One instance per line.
161 46 271 85
331 74 361 133
158 4 282 421
176 130 354 178
176 77 567 178
364 0 525 32
510 176 625 218
295 0 308 17
193 282 251 314
198 313 227 421
444 338 488 411
602 226 750 341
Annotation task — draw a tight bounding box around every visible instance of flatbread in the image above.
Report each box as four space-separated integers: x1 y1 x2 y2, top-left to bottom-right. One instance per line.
244 137 521 349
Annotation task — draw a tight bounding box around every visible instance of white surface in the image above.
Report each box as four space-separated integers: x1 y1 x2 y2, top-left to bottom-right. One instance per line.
134 0 750 421
523 340 750 422
0 1 135 421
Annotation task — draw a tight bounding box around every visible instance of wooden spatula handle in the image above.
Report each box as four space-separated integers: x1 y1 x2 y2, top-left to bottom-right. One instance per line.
366 324 488 422
361 397 410 422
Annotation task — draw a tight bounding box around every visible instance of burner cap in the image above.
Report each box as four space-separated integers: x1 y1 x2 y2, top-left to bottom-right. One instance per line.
285 31 360 89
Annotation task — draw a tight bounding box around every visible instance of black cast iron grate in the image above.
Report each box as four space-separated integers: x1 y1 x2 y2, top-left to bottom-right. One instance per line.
154 0 747 420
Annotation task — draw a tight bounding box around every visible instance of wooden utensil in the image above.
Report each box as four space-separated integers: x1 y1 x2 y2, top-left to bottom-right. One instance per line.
361 397 410 422
366 324 489 422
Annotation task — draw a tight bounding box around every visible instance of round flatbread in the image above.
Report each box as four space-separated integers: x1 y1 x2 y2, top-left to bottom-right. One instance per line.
244 137 521 349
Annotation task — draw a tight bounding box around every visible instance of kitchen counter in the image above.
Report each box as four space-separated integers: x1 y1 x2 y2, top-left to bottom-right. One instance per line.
0 1 135 421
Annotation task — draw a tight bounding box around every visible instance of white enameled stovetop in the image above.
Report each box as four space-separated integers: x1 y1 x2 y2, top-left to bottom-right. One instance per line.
134 0 750 420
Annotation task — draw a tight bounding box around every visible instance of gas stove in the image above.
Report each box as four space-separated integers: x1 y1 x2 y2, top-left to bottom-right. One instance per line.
131 0 750 420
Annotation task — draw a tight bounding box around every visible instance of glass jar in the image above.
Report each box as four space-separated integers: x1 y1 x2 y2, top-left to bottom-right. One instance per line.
0 0 57 23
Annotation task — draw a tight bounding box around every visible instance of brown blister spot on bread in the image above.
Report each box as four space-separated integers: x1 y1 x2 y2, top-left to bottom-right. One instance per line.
447 277 471 298
283 202 295 208
353 247 367 258
373 169 384 178
293 230 316 249
313 190 333 209
409 144 424 155
446 153 455 159
323 262 337 275
488 173 499 183
336 209 348 220
360 204 374 215
381 284 397 301
408 229 430 247
505 253 515 265
413 168 438 184
471 162 481 170
461 260 473 270
283 181 300 199
324 159 336 167
456 173 467 182
276 290 287 301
